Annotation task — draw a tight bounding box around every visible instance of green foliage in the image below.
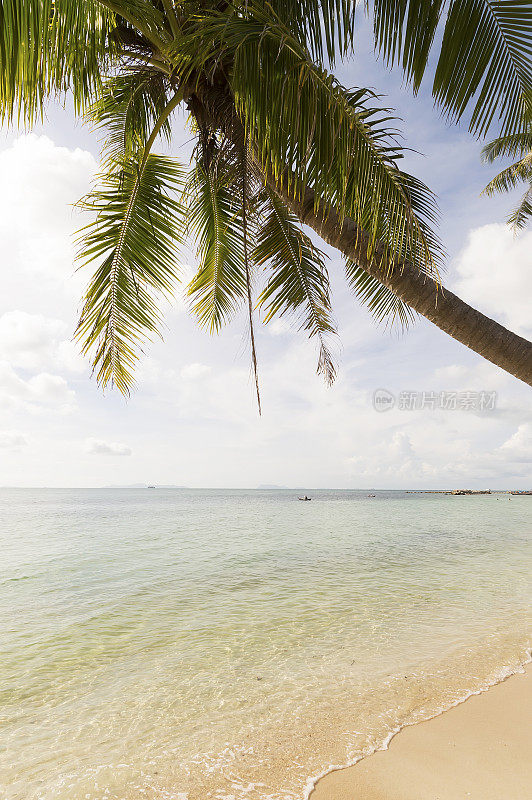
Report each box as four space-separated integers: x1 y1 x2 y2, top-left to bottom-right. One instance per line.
345 261 417 329
185 147 248 332
482 130 532 230
87 70 173 165
255 191 337 383
267 0 357 63
369 1 532 137
75 152 185 394
434 1 532 137
482 131 532 161
174 10 442 278
371 0 445 91
508 186 532 230
483 153 532 194
1 0 529 398
0 0 115 124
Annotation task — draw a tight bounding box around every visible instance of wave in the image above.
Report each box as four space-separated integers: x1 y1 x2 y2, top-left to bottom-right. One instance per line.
303 644 532 800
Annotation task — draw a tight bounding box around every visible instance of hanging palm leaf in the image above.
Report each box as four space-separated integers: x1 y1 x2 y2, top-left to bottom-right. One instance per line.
185 139 249 333
482 129 532 230
0 0 115 123
345 261 417 329
86 70 173 165
75 152 185 393
255 191 337 384
369 0 532 137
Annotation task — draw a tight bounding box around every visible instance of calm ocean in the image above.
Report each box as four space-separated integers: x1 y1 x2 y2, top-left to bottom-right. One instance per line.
1 488 531 799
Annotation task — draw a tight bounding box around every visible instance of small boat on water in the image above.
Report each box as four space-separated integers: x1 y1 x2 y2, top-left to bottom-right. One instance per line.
298 496 312 501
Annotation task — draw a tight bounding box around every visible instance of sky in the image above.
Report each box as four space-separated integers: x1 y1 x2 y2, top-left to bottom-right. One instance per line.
0 20 531 489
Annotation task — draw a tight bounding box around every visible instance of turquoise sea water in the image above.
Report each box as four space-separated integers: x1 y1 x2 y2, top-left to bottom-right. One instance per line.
1 488 531 800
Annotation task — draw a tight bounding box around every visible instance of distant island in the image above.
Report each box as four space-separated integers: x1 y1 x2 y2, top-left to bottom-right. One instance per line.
407 489 532 495
103 484 189 489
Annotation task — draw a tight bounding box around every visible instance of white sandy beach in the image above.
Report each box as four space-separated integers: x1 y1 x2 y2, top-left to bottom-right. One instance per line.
312 663 531 800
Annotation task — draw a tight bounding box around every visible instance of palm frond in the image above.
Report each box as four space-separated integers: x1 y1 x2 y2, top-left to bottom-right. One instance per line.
87 70 172 164
185 140 248 332
482 131 532 162
380 169 444 273
75 152 185 394
255 191 337 384
99 0 170 50
369 0 445 92
239 142 262 414
0 0 115 124
345 260 417 329
483 157 532 195
481 128 532 231
368 1 532 138
508 185 532 230
266 0 357 63
433 0 532 137
172 9 443 280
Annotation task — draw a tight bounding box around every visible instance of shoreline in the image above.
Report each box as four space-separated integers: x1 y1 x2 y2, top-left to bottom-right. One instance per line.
309 653 531 800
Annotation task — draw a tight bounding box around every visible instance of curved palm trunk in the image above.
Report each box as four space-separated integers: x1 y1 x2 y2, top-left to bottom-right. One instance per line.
272 181 532 386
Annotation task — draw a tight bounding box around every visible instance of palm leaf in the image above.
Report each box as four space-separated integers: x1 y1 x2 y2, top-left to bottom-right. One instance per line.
344 167 442 327
172 9 442 281
370 0 445 92
482 131 532 162
435 1 532 136
0 0 115 124
87 69 173 165
185 143 248 332
255 191 337 384
98 0 169 50
508 185 532 230
345 260 417 329
266 0 357 63
239 142 262 414
368 1 532 137
482 156 532 195
481 129 532 231
369 1 532 137
75 152 185 394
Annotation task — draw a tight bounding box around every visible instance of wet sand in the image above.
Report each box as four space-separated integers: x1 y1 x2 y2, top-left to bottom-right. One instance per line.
311 663 531 800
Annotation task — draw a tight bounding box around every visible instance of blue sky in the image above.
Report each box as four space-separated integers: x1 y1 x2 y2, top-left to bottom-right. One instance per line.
0 21 531 488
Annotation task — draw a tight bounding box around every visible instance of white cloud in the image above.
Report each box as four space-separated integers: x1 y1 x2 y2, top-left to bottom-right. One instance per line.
0 361 75 413
85 438 132 456
131 324 529 488
30 373 75 405
498 423 532 463
180 362 211 380
0 134 97 317
453 223 532 336
265 318 292 336
0 310 84 373
0 135 96 254
344 411 532 486
0 431 27 448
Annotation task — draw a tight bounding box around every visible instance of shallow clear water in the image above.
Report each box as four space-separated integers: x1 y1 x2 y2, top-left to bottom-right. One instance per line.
1 488 531 799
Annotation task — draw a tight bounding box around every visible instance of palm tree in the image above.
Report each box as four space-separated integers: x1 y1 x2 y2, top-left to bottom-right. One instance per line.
482 129 532 231
1 1 532 401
